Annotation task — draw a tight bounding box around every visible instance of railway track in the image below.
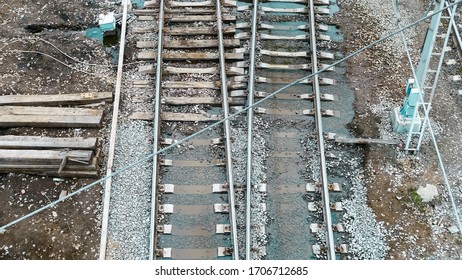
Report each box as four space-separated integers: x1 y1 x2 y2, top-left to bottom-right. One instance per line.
244 0 347 260
101 0 349 260
146 0 241 260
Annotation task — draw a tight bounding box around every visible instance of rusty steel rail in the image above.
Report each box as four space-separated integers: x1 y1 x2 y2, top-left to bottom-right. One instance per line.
149 0 165 260
245 0 259 260
216 0 239 260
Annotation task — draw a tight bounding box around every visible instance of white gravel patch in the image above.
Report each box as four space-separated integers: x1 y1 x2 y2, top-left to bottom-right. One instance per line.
231 116 270 260
341 165 389 259
106 120 153 260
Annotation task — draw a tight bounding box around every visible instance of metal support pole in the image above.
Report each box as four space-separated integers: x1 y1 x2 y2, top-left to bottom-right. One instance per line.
216 0 239 260
149 0 165 260
404 0 445 150
309 0 335 260
417 1 459 150
246 0 259 260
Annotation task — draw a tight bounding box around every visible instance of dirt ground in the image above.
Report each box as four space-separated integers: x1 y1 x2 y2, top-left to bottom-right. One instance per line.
335 0 462 259
0 0 114 259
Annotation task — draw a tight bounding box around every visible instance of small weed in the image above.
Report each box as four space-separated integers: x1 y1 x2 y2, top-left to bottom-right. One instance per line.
454 236 462 247
408 188 423 208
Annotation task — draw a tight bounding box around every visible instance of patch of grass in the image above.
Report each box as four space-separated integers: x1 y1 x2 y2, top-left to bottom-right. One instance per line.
408 187 423 208
455 237 462 247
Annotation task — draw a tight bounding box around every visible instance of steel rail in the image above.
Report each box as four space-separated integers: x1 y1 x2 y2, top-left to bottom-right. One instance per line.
245 0 259 260
149 0 165 260
98 0 129 260
216 0 239 260
308 0 335 260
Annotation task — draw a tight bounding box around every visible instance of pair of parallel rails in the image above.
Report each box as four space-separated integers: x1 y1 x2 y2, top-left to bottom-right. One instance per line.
101 0 346 260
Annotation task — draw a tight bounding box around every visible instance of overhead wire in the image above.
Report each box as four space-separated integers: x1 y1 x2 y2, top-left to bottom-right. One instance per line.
1 0 462 233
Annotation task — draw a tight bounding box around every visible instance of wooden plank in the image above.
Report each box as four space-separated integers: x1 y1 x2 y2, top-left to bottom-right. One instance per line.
164 66 218 74
228 82 246 90
0 115 102 128
0 92 113 106
255 92 334 101
142 8 215 14
139 51 244 60
132 80 153 88
263 0 308 3
162 112 221 122
165 26 236 35
222 0 237 6
164 15 236 22
0 106 103 127
300 93 336 101
169 0 213 7
164 97 244 105
260 7 307 13
260 33 308 40
133 9 160 16
227 67 245 75
167 0 237 7
137 41 156 48
236 5 251 12
315 7 330 15
164 39 240 49
0 149 93 165
139 65 155 74
144 0 158 8
164 66 243 76
165 52 244 60
0 149 99 174
260 49 309 58
260 23 308 31
167 8 219 14
258 62 310 70
164 97 221 105
142 67 243 77
0 167 98 178
164 81 219 89
257 76 310 84
0 136 97 150
0 162 97 172
0 106 103 116
132 27 155 33
256 76 334 85
139 15 155 21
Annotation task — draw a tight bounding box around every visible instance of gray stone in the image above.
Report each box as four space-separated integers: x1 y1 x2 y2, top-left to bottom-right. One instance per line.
417 184 439 203
448 226 460 234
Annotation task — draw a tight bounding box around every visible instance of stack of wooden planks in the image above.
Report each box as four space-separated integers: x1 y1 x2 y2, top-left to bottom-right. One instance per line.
0 92 112 128
0 91 112 177
0 135 100 178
